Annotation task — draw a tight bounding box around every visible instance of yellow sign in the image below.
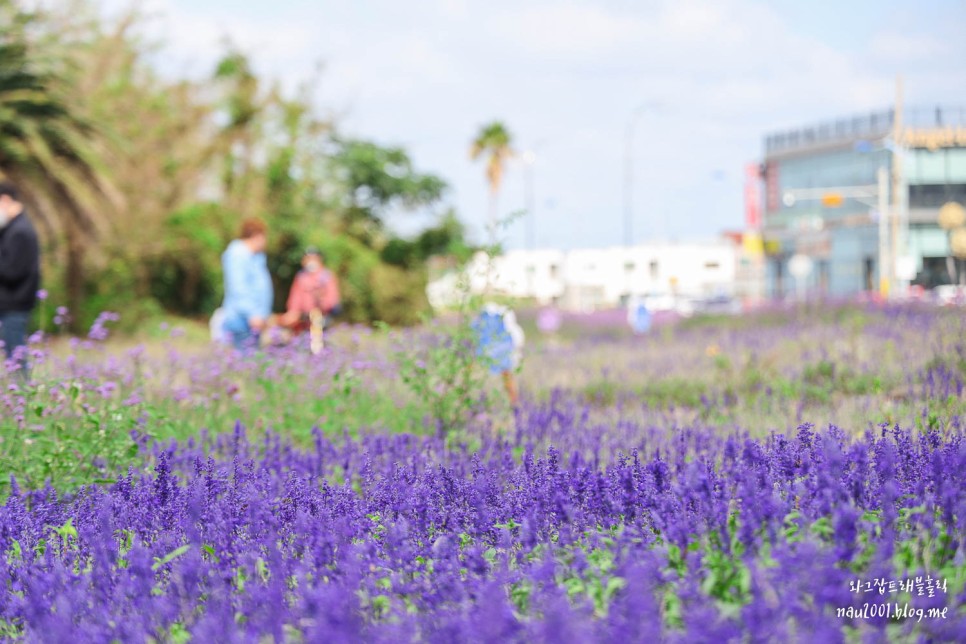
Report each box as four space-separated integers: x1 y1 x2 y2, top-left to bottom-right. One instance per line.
742 232 764 257
821 193 844 207
902 127 966 151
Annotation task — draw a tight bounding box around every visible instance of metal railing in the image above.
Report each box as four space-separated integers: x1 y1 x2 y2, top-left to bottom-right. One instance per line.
764 106 966 155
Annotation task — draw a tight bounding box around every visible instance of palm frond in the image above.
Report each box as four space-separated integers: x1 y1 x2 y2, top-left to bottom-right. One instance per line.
471 121 515 194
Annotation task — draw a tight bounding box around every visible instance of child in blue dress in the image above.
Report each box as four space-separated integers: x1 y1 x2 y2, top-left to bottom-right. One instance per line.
472 303 525 406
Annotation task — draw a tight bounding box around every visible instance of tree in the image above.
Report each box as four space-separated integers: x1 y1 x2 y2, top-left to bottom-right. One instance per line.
381 209 469 269
78 10 218 311
1 0 464 331
331 138 446 245
469 121 514 243
0 0 119 325
213 47 266 210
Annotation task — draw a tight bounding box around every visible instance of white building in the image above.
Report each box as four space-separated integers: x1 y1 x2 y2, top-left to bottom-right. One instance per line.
427 240 743 312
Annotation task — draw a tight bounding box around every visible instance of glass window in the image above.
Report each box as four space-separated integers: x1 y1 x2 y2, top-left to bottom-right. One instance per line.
909 184 966 209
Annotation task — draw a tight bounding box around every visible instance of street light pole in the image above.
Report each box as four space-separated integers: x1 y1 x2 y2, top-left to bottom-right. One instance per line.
623 103 657 247
523 150 536 250
890 75 906 296
877 165 890 296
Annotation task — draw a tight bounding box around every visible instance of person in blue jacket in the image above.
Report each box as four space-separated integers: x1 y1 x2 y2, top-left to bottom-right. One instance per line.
219 217 273 351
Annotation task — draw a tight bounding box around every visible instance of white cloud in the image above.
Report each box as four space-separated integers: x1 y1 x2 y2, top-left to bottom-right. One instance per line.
868 31 947 65
495 3 640 57
326 35 461 101
98 0 319 88
437 0 469 19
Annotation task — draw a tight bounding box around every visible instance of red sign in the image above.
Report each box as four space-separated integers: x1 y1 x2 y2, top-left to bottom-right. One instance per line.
744 163 761 230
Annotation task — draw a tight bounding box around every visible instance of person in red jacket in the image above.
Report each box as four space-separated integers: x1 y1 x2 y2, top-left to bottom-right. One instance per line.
281 247 341 337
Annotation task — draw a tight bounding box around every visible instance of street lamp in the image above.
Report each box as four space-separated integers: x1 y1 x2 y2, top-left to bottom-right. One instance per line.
623 102 659 247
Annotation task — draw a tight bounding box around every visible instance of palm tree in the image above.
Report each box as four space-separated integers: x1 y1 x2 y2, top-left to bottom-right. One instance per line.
470 121 514 245
0 1 119 326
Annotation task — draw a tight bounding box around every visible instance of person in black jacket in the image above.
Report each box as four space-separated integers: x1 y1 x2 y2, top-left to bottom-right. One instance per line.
0 181 40 370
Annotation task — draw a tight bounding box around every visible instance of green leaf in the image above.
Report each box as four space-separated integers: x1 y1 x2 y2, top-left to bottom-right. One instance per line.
604 576 627 600
810 516 833 540
169 622 191 644
564 576 585 597
55 518 78 541
5 540 22 563
152 544 190 571
371 594 390 616
201 544 219 563
256 556 269 582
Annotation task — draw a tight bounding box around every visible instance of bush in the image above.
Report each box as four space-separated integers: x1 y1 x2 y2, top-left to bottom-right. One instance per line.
369 264 429 326
83 259 165 334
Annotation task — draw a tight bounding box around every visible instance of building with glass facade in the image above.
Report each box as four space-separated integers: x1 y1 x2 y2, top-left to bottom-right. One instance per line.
758 106 966 298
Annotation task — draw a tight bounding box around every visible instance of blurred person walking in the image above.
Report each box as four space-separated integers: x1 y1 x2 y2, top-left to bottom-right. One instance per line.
0 181 40 373
218 217 272 351
627 294 652 334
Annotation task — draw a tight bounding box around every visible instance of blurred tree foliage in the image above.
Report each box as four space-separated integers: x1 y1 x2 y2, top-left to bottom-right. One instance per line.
0 0 122 323
380 210 470 269
0 0 467 331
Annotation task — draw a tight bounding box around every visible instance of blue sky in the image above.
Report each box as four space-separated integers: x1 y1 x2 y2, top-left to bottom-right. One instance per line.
99 0 966 250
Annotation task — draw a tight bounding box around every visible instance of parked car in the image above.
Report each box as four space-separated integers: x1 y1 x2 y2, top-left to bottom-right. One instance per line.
647 292 696 317
933 284 966 306
692 294 741 315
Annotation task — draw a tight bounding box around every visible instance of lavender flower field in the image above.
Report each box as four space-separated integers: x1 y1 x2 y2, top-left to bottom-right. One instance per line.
2 304 966 641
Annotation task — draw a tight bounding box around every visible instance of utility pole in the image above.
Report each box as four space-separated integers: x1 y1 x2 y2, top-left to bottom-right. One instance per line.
878 165 890 296
623 113 637 247
523 150 536 250
623 103 657 247
890 75 904 297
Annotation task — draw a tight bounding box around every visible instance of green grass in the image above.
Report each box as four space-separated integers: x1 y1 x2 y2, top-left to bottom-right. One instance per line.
5 305 966 495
